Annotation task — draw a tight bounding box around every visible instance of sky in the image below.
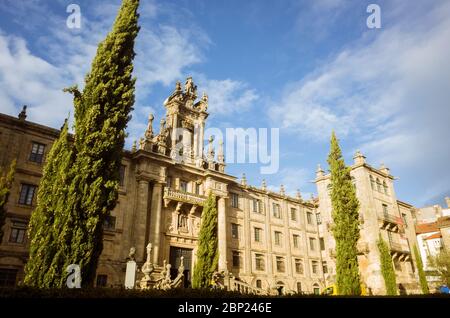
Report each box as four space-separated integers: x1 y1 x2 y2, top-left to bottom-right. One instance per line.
0 0 449 208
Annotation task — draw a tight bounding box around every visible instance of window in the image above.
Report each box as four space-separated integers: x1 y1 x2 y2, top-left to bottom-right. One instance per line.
256 279 262 289
232 251 241 268
96 274 108 287
313 284 320 295
290 208 297 221
253 199 262 214
295 259 304 274
307 212 314 225
195 183 200 195
272 203 281 219
382 204 389 217
370 175 375 190
402 213 408 228
383 181 388 195
316 213 322 225
119 165 126 187
322 261 328 274
231 223 239 239
166 177 172 188
376 178 382 192
319 238 325 251
9 221 27 244
29 142 45 163
0 269 18 287
180 180 188 192
18 184 36 206
276 256 285 272
311 260 319 274
231 193 239 208
387 230 393 244
293 234 300 248
309 238 316 251
255 254 265 271
103 216 116 231
274 231 282 246
296 282 302 293
254 227 262 242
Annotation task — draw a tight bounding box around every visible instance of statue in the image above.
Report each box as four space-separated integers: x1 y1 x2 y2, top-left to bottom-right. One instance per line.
185 77 197 97
128 247 136 261
145 114 154 140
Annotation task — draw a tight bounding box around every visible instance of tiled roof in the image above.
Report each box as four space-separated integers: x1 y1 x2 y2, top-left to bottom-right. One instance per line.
424 233 442 240
415 222 439 234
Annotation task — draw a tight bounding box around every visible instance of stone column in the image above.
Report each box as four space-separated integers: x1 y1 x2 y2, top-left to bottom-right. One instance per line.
182 128 192 163
171 113 178 151
218 197 228 271
193 123 199 159
136 179 150 261
149 182 163 264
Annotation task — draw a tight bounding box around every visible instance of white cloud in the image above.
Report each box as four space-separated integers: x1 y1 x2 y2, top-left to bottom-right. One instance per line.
271 0 450 205
199 78 259 116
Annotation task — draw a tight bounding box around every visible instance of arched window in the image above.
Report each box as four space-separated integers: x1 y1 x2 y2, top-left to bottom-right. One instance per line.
370 175 375 190
313 283 320 295
178 213 188 230
376 178 382 192
256 279 262 289
383 181 388 195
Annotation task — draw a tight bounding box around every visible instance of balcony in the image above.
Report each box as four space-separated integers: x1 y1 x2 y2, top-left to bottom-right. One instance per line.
389 240 410 261
163 187 207 207
378 214 404 233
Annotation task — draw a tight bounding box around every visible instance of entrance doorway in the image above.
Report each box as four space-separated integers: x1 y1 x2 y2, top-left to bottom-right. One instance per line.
169 246 192 288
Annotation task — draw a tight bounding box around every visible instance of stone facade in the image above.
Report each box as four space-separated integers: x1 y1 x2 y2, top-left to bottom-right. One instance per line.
0 78 422 294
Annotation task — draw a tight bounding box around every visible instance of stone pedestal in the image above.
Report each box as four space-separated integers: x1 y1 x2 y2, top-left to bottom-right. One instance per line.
125 260 137 289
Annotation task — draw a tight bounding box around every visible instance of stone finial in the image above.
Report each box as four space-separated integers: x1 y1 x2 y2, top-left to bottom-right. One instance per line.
202 92 208 103
445 197 450 209
316 164 325 178
131 140 137 153
207 135 215 160
146 243 152 263
185 76 197 97
296 189 302 200
380 162 390 175
353 150 366 165
217 139 225 163
241 173 247 186
280 184 285 196
145 114 154 140
175 81 182 93
128 247 136 261
139 137 145 150
262 179 267 191
18 105 27 121
159 119 165 133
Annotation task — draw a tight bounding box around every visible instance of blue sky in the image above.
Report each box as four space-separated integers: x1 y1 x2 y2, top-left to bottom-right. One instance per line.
0 0 449 207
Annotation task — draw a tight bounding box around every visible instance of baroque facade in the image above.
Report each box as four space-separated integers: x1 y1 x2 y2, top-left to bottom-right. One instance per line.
0 78 424 294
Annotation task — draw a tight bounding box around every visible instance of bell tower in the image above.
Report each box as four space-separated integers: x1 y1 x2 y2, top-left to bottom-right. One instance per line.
162 77 209 167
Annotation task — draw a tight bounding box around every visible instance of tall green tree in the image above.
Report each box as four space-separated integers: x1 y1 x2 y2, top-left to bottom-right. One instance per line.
377 236 397 295
428 249 450 287
0 159 16 243
413 245 429 294
24 0 140 288
24 121 75 287
192 191 219 288
327 132 361 295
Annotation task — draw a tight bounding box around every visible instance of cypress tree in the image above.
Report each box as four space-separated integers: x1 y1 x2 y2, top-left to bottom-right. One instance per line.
413 245 429 294
192 191 219 288
0 159 16 243
377 236 397 295
327 131 361 295
24 0 140 287
24 121 75 287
